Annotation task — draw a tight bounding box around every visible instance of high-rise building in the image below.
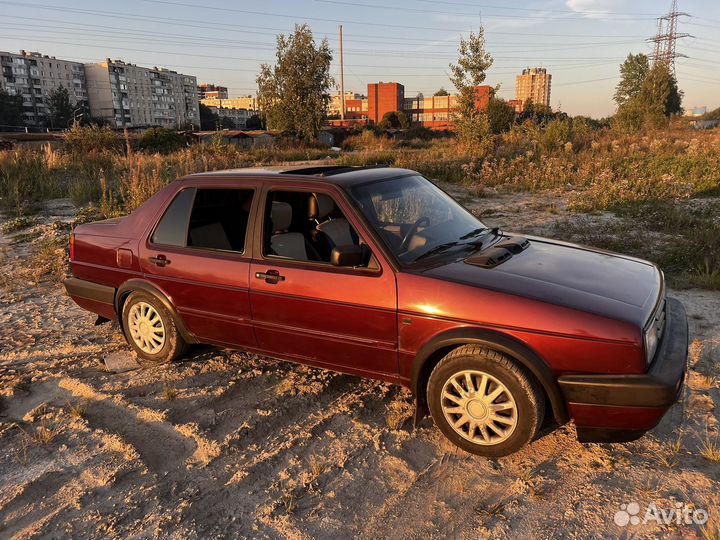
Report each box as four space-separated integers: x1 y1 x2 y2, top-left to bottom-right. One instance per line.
0 50 88 128
515 68 551 108
198 83 228 100
85 59 200 128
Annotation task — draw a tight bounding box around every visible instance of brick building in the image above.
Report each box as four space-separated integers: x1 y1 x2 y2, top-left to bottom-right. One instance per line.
403 86 492 129
367 82 404 124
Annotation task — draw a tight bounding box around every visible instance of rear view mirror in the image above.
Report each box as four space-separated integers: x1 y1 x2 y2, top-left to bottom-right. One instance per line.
331 245 363 267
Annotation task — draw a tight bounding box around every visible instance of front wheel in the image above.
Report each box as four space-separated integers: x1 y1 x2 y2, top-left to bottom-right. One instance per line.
121 291 187 366
427 345 545 457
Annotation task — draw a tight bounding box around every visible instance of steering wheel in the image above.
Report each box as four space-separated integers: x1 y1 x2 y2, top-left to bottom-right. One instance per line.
400 217 430 250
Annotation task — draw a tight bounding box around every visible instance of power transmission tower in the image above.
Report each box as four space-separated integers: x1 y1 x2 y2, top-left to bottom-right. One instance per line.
648 0 691 74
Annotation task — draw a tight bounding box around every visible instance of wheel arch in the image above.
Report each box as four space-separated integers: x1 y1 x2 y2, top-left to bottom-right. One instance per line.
411 328 569 427
115 279 197 344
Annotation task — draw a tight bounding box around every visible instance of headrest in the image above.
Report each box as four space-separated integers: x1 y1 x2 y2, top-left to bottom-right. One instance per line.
271 201 292 231
308 193 335 219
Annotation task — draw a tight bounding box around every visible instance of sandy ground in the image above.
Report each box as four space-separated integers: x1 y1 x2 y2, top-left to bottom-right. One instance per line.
0 192 718 540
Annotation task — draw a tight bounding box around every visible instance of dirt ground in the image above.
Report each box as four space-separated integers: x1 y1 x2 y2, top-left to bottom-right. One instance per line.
0 191 718 540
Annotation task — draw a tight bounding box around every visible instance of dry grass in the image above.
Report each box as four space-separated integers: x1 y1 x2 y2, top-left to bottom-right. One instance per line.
162 386 178 401
700 436 720 462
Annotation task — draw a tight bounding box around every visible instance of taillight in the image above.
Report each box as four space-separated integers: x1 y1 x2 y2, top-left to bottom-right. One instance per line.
70 232 75 261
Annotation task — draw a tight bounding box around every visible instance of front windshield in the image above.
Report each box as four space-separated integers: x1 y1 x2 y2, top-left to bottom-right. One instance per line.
349 175 487 264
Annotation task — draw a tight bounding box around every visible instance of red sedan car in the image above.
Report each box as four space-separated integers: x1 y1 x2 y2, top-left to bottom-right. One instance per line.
65 166 688 457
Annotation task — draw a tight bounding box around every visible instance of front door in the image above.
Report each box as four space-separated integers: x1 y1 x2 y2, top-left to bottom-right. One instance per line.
248 184 398 377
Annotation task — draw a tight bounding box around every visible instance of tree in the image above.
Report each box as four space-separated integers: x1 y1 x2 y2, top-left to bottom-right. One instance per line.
614 62 683 132
448 28 493 149
219 116 236 129
434 87 450 96
486 96 515 133
138 127 185 153
614 53 650 108
378 111 410 130
46 85 74 129
640 63 683 117
199 103 217 131
246 114 263 130
257 24 333 141
0 88 24 130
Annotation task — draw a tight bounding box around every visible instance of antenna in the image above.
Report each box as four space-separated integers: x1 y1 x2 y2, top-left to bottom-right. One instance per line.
647 0 691 74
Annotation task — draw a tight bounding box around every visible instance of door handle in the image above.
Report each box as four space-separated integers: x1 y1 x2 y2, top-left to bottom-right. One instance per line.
255 269 285 284
149 255 171 267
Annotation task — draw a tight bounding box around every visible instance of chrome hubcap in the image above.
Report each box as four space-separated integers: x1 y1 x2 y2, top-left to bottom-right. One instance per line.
128 301 165 354
441 370 518 445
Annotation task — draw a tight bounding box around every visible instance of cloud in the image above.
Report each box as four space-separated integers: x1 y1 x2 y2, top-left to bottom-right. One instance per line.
565 0 623 19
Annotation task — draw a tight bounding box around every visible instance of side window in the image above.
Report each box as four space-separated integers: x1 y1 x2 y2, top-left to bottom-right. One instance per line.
151 188 195 247
186 188 254 252
263 190 368 265
151 187 254 253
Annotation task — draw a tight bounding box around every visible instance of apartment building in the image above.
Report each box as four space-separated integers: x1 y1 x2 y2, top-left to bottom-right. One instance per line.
516 67 551 108
198 83 228 100
0 50 88 128
85 59 200 129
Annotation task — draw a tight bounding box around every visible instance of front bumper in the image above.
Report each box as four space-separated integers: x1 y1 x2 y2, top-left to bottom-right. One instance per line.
558 297 688 443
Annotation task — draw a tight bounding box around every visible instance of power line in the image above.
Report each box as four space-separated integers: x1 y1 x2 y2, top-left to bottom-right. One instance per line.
313 0 656 21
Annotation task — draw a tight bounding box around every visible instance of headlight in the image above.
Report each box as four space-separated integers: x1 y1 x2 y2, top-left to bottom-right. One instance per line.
644 300 666 366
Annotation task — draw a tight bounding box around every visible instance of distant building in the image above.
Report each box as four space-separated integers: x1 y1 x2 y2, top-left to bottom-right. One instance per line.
328 82 498 129
516 67 551 108
85 59 200 128
0 50 88 128
198 83 228 100
344 97 368 120
686 106 707 117
205 105 254 129
403 86 492 129
508 99 524 113
368 82 405 124
329 91 364 118
202 96 258 112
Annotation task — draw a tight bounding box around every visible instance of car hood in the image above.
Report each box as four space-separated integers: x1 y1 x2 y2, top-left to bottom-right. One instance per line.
413 235 662 327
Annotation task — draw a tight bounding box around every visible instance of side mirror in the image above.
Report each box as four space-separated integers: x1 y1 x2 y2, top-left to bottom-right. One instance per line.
331 245 363 267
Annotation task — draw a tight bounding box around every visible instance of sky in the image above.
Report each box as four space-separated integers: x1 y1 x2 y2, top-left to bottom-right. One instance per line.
1 0 718 117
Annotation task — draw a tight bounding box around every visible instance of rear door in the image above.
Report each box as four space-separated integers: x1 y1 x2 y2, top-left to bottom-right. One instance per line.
138 180 260 348
248 182 399 377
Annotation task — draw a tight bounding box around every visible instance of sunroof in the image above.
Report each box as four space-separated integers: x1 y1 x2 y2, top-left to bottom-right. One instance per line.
278 165 387 177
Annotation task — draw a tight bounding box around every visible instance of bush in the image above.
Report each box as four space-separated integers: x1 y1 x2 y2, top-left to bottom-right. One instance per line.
64 124 122 154
137 128 186 154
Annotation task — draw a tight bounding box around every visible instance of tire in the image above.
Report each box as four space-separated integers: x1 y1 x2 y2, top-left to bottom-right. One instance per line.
121 291 187 366
427 345 544 458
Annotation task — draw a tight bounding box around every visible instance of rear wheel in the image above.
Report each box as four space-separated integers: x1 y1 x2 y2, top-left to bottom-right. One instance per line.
121 291 186 365
427 345 544 457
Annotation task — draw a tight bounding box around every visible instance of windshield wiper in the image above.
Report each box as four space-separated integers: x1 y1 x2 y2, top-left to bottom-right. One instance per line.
412 242 460 262
460 226 499 242
459 227 489 240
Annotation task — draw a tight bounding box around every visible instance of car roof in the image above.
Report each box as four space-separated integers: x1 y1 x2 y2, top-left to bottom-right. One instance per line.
181 165 418 187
